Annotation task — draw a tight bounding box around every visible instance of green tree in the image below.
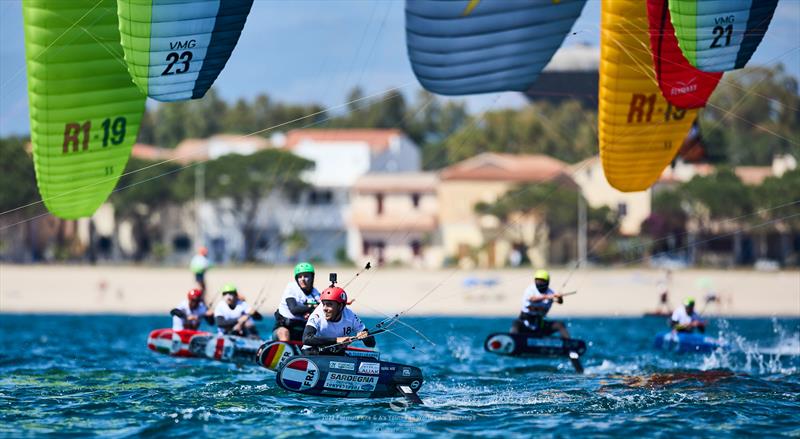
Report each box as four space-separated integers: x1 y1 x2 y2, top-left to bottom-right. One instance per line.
476 181 617 262
641 189 689 254
0 137 38 212
204 149 313 261
283 230 309 262
699 65 800 165
110 157 192 260
224 98 256 134
683 167 753 220
443 100 597 166
754 169 800 227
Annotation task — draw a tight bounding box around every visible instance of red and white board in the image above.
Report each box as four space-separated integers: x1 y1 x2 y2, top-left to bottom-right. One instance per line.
147 328 210 358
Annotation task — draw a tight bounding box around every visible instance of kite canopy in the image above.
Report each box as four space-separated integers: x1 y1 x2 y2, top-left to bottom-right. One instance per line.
647 0 722 109
117 0 254 101
405 0 587 95
23 0 145 219
598 0 697 192
668 0 779 72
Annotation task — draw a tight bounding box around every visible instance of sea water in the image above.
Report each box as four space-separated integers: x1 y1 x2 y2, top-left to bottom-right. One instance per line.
0 315 798 437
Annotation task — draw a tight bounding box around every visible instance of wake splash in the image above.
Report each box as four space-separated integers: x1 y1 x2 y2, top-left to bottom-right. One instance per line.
701 318 799 375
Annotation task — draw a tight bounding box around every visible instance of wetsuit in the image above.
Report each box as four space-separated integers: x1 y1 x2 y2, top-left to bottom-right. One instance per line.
170 299 213 330
273 281 320 341
511 284 560 336
302 306 375 355
214 299 263 338
671 307 704 333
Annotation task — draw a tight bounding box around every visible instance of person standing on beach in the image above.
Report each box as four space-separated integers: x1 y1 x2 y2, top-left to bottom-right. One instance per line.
190 246 212 294
670 297 706 333
510 269 571 339
171 288 214 331
214 284 263 339
273 262 321 342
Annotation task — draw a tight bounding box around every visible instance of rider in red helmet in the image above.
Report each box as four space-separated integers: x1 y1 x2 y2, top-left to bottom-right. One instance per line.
302 281 375 354
170 288 214 330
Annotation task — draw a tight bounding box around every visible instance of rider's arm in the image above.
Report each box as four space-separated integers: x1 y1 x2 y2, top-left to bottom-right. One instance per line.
286 298 315 316
529 291 560 303
302 325 337 347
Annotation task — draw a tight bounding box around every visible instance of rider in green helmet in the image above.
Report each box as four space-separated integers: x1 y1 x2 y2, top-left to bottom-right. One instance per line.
273 262 322 342
511 269 571 339
670 296 706 333
213 283 263 338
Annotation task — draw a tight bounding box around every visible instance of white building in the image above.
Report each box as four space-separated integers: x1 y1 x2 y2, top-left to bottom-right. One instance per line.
265 129 422 264
349 172 442 268
196 129 422 263
570 157 651 236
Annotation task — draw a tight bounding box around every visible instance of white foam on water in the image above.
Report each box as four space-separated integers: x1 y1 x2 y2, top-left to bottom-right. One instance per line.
446 335 474 362
700 319 799 375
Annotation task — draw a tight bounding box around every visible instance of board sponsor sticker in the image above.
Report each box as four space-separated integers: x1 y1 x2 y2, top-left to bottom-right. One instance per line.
323 372 378 392
358 362 380 375
486 334 515 354
261 342 296 371
402 368 411 377
526 337 563 348
280 359 320 391
329 361 355 371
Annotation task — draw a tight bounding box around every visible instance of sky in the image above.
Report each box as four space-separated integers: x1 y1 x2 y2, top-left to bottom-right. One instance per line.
1 0 799 137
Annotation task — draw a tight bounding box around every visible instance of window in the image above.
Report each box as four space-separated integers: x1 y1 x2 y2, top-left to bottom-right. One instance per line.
410 240 422 257
411 193 421 209
98 236 113 255
172 234 192 252
617 202 628 217
309 190 333 205
376 193 384 215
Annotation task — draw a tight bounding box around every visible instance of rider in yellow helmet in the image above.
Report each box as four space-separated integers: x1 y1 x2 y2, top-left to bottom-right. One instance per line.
510 269 571 339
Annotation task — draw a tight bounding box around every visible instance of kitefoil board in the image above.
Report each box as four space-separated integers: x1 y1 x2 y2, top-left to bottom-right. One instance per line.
653 331 723 353
276 355 423 403
147 328 210 358
256 340 380 372
484 332 587 373
188 334 265 364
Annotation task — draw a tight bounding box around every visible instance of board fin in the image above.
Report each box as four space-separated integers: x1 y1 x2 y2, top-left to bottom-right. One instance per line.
396 385 424 405
568 351 584 374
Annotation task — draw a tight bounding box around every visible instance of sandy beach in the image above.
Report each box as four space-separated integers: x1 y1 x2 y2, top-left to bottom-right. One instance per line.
1 264 798 317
